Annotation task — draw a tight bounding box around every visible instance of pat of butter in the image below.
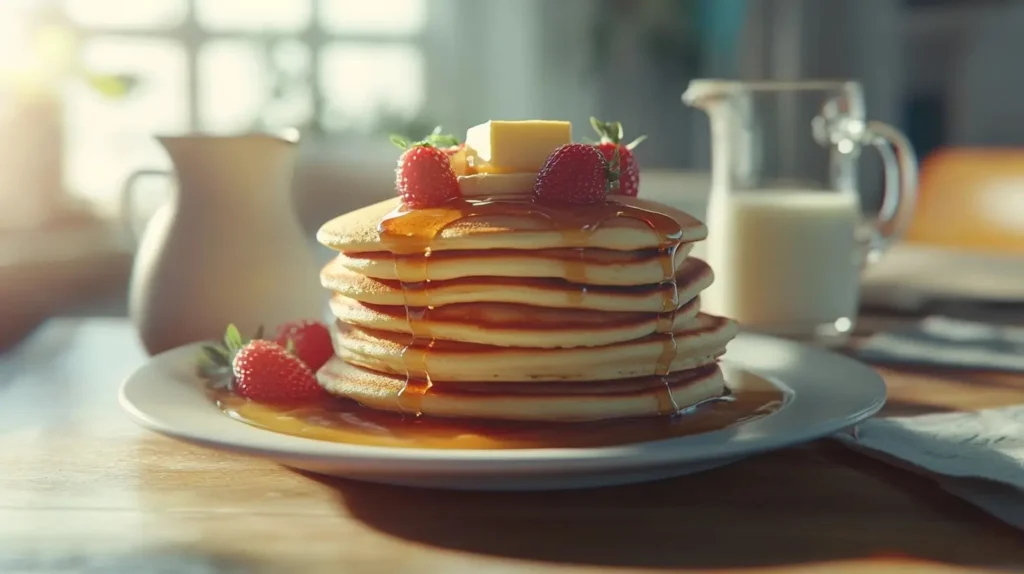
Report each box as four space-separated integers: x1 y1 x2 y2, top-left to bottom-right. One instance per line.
458 173 537 198
465 120 571 173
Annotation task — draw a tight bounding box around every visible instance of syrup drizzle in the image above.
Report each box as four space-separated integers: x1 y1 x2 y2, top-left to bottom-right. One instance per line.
654 243 681 415
214 367 786 450
376 198 687 416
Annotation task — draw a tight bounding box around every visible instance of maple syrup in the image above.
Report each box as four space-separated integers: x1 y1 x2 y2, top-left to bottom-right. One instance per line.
215 366 786 450
376 198 689 416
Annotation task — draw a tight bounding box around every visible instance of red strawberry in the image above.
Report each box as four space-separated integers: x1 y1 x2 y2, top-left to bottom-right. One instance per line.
274 320 333 372
533 143 618 204
197 323 264 382
391 129 462 208
590 117 646 197
232 339 325 404
197 324 327 404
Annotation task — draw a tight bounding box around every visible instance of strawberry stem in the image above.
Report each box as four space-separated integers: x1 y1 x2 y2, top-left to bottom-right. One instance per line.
589 116 645 151
425 132 459 148
605 146 621 192
392 127 460 151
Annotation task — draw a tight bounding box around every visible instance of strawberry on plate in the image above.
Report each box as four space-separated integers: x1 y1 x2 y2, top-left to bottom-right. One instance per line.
391 127 463 208
274 320 333 372
533 143 618 204
589 117 646 197
198 324 326 404
232 339 324 404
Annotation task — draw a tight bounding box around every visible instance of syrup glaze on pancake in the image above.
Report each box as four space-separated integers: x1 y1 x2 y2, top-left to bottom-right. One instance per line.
321 255 714 312
317 195 707 253
335 312 736 383
218 367 787 449
369 197 699 414
316 360 727 421
327 295 702 348
331 243 695 285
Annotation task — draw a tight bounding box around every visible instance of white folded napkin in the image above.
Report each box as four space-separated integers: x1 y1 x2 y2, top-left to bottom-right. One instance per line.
855 315 1024 371
835 406 1024 530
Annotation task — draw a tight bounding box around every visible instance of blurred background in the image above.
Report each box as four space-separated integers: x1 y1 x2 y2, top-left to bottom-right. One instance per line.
3 0 1024 348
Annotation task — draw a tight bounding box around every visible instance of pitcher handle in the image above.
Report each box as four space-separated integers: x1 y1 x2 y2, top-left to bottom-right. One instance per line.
121 169 170 245
861 121 918 263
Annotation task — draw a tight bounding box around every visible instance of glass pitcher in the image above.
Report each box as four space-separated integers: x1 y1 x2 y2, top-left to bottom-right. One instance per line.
683 80 917 345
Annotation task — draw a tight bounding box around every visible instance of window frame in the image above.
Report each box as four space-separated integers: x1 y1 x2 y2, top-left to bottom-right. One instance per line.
67 0 442 135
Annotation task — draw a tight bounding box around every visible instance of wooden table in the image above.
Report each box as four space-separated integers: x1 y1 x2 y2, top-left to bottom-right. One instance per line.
1 318 1022 574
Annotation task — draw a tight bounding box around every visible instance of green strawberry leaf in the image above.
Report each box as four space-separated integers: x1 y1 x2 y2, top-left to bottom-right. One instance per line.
224 324 243 352
590 116 642 149
390 134 411 149
625 134 647 151
424 126 459 148
196 346 232 384
610 121 623 142
201 345 231 367
196 321 271 384
393 126 460 153
590 117 620 144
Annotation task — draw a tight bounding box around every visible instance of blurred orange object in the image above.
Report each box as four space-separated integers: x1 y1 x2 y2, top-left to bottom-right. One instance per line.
906 148 1024 254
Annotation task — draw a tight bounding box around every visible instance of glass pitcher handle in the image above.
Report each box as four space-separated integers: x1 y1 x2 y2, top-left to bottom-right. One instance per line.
861 121 918 263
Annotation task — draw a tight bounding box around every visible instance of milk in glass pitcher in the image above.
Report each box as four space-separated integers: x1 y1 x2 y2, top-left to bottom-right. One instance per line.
683 80 917 345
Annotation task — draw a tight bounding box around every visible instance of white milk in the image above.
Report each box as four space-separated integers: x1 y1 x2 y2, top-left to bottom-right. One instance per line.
700 188 862 333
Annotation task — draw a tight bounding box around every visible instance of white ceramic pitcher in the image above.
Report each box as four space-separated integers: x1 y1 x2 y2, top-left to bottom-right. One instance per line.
122 132 325 356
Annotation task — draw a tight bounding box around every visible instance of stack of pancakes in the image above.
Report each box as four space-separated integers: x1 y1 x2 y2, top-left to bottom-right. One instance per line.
316 195 737 422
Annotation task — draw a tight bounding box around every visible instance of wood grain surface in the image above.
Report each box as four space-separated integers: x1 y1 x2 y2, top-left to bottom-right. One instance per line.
0 318 1021 574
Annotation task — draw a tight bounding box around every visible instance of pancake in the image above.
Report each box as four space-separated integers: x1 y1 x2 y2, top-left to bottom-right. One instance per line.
317 196 707 254
333 313 737 382
317 360 727 422
328 295 701 348
321 255 715 312
313 170 734 423
330 244 694 285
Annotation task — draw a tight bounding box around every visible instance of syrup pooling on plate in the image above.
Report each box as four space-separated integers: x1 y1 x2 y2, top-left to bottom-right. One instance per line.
216 368 785 449
377 197 689 414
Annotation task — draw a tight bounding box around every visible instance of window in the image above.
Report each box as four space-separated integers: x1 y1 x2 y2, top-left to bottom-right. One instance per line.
62 0 428 214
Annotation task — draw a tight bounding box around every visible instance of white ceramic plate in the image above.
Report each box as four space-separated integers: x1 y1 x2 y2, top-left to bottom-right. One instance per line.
119 333 886 491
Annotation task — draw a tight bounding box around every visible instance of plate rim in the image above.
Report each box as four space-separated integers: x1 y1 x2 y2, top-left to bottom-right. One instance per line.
119 332 886 474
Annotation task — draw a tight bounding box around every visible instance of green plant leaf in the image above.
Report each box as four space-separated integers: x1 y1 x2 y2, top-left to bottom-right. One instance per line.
82 73 140 99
